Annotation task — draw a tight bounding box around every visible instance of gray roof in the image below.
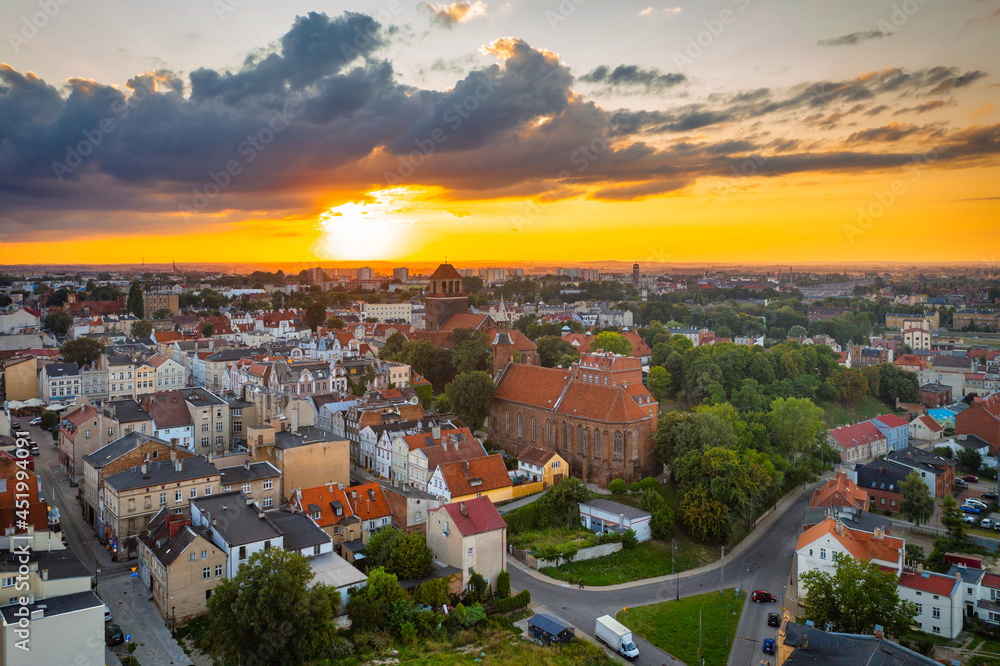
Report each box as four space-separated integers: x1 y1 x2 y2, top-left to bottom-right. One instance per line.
267 511 332 552
802 506 891 535
106 354 134 366
104 457 219 492
274 426 335 450
192 491 281 546
380 480 436 501
947 564 985 585
138 523 214 566
887 446 955 476
179 387 226 407
219 461 280 485
0 549 91 580
0 590 103 623
207 349 258 362
106 399 151 423
855 459 911 493
46 362 80 378
782 622 938 665
580 498 651 520
82 432 169 469
920 382 951 392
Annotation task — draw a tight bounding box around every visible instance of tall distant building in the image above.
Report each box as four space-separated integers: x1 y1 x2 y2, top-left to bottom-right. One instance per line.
392 267 409 282
581 269 600 281
632 263 640 289
306 267 327 285
356 267 374 280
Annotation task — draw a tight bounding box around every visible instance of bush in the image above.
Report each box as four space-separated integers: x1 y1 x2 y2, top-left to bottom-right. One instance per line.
413 578 450 608
621 528 638 550
640 477 659 492
609 479 627 495
466 571 488 603
493 590 531 614
650 508 675 540
398 621 417 645
639 489 667 513
496 570 510 598
596 531 624 545
629 481 640 493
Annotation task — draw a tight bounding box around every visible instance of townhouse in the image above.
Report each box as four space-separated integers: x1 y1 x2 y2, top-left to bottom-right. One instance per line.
829 421 888 464
141 391 195 450
809 472 868 511
516 446 568 485
897 565 964 639
59 403 118 482
910 414 944 442
850 458 912 513
380 481 442 535
426 497 507 589
886 446 955 498
247 424 349 502
149 353 186 390
107 354 137 400
190 492 283 578
219 460 281 510
40 362 81 404
428 454 513 503
795 517 905 598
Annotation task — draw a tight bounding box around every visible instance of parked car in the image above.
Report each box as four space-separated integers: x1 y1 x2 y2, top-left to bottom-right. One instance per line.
763 638 776 655
964 514 977 524
10 421 20 430
965 475 980 483
963 504 983 514
29 417 42 426
955 478 967 487
982 518 993 529
30 445 39 456
984 493 999 501
967 498 989 509
103 604 113 622
767 613 781 627
752 590 776 603
105 624 124 647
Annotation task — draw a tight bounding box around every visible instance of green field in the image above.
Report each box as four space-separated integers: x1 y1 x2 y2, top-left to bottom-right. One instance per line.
617 589 745 666
540 538 716 586
819 396 897 429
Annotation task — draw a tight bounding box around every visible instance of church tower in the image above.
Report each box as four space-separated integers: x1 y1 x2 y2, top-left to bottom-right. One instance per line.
424 263 469 331
492 300 514 380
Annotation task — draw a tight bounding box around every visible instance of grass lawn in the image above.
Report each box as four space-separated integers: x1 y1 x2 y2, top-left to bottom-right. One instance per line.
617 588 745 666
541 538 716 586
508 527 598 552
818 396 897 429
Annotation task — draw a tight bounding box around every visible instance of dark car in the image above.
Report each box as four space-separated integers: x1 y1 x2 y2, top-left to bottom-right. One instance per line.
984 493 998 501
105 624 124 647
752 590 776 603
763 638 776 655
955 478 967 487
965 475 980 483
767 612 781 627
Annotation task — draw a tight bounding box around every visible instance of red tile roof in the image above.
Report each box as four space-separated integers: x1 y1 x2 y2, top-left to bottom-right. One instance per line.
873 414 909 429
982 572 1000 589
438 497 507 537
440 313 492 332
517 446 558 467
797 518 904 565
829 421 885 450
294 484 352 527
428 263 463 281
437 454 511 497
810 473 868 510
494 364 571 410
344 482 391 521
897 568 959 596
915 414 943 433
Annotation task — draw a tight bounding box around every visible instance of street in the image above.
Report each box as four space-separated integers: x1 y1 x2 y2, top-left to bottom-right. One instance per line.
21 422 190 666
508 486 813 666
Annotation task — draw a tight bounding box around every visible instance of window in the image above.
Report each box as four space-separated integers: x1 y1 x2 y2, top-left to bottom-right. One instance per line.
175 490 183 503
127 498 136 512
144 496 151 509
160 492 166 505
190 553 197 562
239 546 247 560
206 486 212 496
613 432 623 460
1 576 16 588
932 607 940 618
201 437 209 447
546 420 552 446
216 422 223 431
215 565 223 576
215 435 224 445
223 485 231 493
264 540 271 551
594 430 601 459
562 423 568 450
203 567 211 579
531 416 536 443
202 424 209 432
932 626 940 634
915 603 922 613
552 461 560 468
820 548 826 560
202 550 208 560
242 482 251 494
191 487 198 498
467 547 474 556
505 411 510 436
263 479 272 490
263 497 272 508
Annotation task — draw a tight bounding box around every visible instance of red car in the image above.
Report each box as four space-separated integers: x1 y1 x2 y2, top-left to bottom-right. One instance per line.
752 590 776 603
965 475 979 483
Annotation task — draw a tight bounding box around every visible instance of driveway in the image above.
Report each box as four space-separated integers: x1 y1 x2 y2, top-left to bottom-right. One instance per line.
508 481 819 666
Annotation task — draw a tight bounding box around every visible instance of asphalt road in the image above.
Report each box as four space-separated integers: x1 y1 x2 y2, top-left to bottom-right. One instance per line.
509 490 811 666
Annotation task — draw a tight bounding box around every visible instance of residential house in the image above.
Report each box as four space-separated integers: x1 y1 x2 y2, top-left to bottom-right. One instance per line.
40 362 80 404
149 354 186 390
426 497 507 588
380 481 442 534
0 591 104 666
219 461 281 510
0 549 90 608
136 511 228 622
828 421 888 464
141 391 195 451
190 491 283 579
247 424 349 502
578 498 652 543
801 505 891 534
872 414 910 452
58 403 117 482
286 483 361 548
795 517 904 597
809 472 868 511
106 354 137 400
910 414 944 442
266 510 335 558
775 619 939 665
887 446 955 498
851 459 912 513
104 399 154 437
404 428 487 491
515 446 568 485
918 382 952 408
896 565 964 639
428 454 513 504
101 455 221 560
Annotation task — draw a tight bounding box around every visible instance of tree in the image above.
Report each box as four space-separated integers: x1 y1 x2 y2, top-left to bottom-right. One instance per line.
788 325 807 338
957 447 983 473
592 331 632 356
130 319 153 338
325 317 345 329
382 331 406 359
679 486 730 542
126 281 144 318
201 322 215 338
608 478 627 495
536 336 577 367
305 301 326 331
413 578 450 608
43 312 72 337
647 366 671 401
444 371 494 431
767 397 825 455
153 307 173 319
899 470 934 527
496 570 510 598
206 548 340 665
363 527 402 569
449 329 490 375
801 554 917 638
345 568 408 631
60 338 104 367
396 340 452 388
941 494 968 548
828 368 869 406
39 411 60 430
386 531 434 580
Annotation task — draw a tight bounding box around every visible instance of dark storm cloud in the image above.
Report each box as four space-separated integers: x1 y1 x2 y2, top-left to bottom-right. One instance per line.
818 30 892 46
578 65 686 92
0 11 995 240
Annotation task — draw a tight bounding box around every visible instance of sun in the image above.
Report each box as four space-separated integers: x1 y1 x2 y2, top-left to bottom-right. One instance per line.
312 189 415 261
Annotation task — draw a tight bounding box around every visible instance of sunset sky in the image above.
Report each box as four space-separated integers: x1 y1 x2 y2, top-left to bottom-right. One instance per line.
1 0 998 266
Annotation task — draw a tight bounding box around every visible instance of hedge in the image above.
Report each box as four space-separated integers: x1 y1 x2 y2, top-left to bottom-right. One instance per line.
493 589 531 614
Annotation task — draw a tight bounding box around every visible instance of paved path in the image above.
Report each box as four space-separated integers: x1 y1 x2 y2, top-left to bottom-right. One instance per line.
497 491 545 515
508 477 825 666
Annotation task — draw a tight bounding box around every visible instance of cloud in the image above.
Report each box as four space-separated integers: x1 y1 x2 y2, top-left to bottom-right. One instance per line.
846 122 931 143
579 65 686 92
818 29 892 46
423 2 488 28
898 100 950 114
639 6 682 17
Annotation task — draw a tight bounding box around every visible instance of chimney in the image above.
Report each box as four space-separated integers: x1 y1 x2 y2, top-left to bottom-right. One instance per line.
244 459 251 471
835 519 844 536
873 527 884 540
141 462 148 474
460 502 467 516
432 426 441 440
175 458 183 472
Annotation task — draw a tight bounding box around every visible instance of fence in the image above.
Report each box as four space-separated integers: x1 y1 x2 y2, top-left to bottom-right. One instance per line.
535 542 623 570
511 481 545 500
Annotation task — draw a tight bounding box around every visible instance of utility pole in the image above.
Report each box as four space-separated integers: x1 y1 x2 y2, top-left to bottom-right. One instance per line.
720 545 725 596
698 607 702 666
674 538 679 601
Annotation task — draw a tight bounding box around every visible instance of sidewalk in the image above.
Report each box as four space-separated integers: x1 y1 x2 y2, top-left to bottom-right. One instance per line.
508 474 828 591
497 491 545 515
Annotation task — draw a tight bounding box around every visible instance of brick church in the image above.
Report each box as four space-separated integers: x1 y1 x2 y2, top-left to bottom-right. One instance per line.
489 319 660 487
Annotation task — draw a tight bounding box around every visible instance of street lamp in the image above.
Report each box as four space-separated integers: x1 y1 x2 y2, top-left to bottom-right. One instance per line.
673 539 679 601
725 603 735 646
